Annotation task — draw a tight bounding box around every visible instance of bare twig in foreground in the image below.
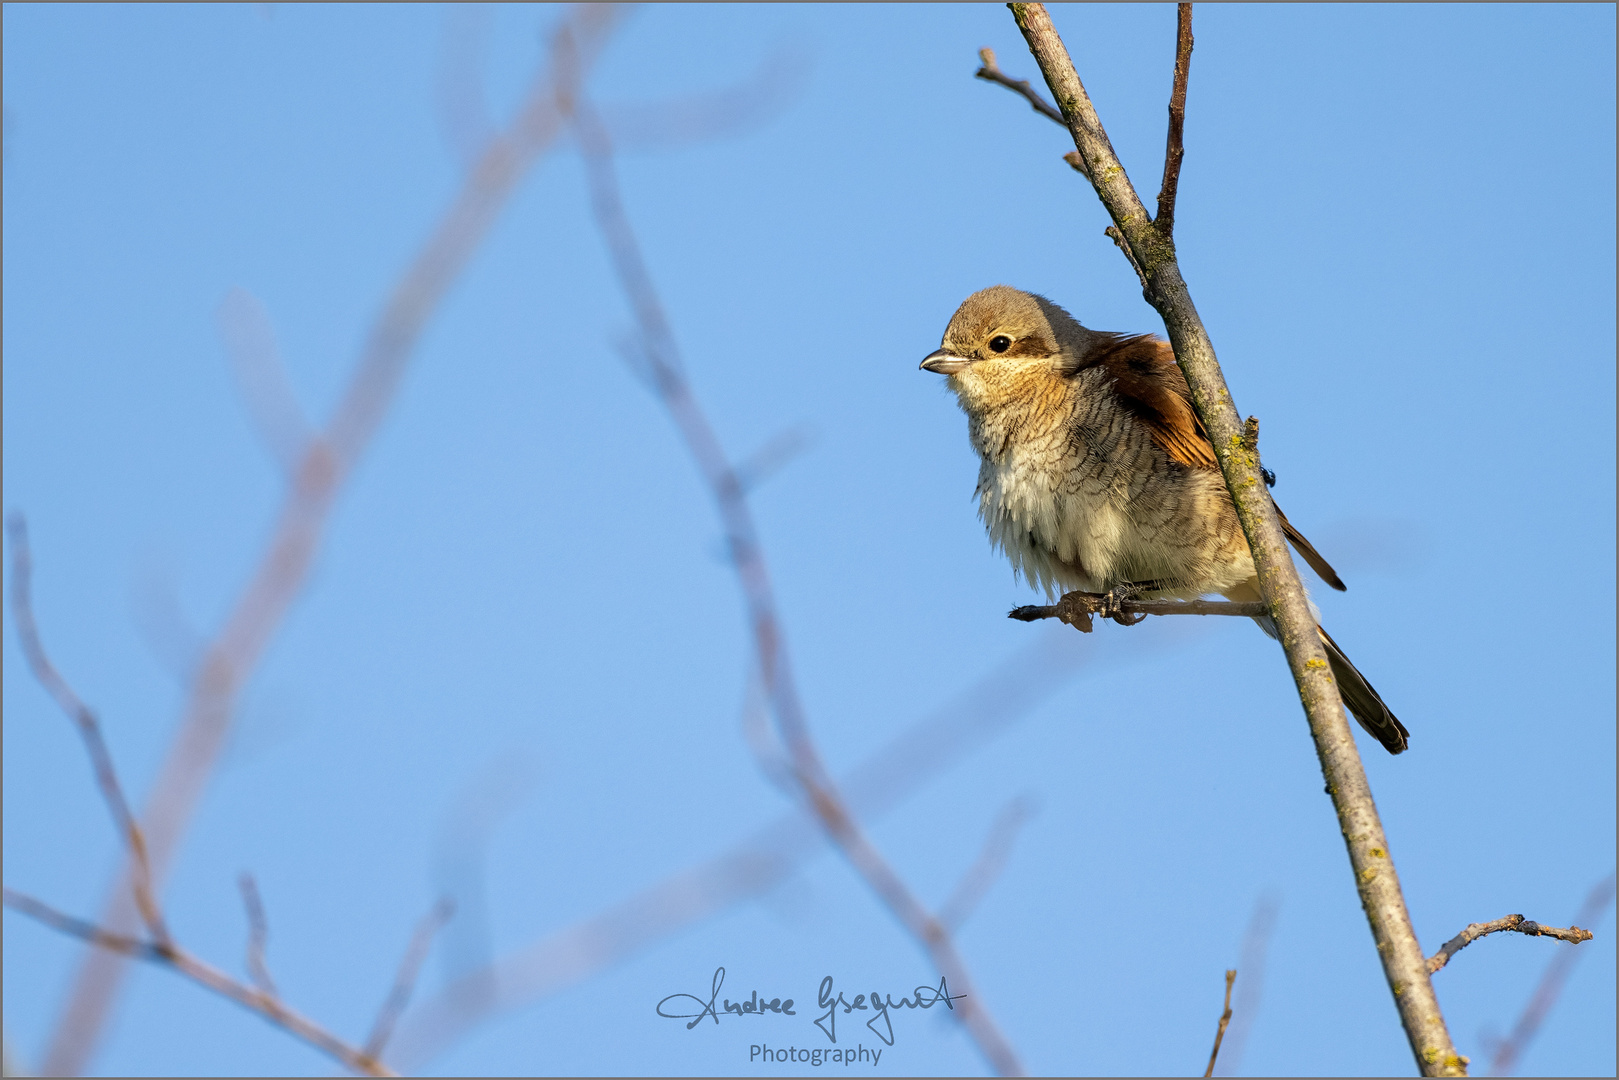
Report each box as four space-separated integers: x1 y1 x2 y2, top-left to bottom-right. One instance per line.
1487 874 1616 1076
42 9 623 1074
1203 969 1236 1078
939 797 1039 933
572 99 1025 1077
1000 5 1464 1071
1427 913 1595 975
3 888 393 1077
6 515 171 949
364 899 455 1061
237 873 278 999
975 47 1068 131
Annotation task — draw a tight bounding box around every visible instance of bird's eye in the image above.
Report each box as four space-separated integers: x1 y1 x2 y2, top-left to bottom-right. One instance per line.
989 335 1012 353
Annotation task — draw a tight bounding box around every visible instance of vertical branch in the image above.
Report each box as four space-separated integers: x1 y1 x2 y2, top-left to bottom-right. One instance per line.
1005 4 1464 1074
1155 4 1193 236
572 101 1025 1077
41 8 624 1074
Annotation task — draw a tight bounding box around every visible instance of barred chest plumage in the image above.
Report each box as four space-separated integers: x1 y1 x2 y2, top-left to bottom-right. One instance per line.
964 367 1253 600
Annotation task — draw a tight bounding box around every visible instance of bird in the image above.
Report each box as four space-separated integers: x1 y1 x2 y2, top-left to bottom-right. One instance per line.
920 285 1409 754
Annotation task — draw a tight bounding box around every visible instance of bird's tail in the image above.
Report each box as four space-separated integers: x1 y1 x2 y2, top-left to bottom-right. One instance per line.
1249 612 1409 755
1318 626 1409 754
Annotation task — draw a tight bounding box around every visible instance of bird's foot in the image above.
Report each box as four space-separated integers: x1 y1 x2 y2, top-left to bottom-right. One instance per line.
1097 583 1148 626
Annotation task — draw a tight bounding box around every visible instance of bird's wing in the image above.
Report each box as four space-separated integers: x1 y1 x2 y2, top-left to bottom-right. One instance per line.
1091 335 1218 469
1095 335 1347 591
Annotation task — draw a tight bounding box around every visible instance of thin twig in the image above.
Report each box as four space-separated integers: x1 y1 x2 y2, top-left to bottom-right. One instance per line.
1426 914 1594 975
5 515 172 950
1487 874 1616 1076
4 888 393 1077
572 97 1025 1077
938 797 1038 933
237 873 278 999
1003 5 1466 1073
1203 969 1236 1078
1155 4 1193 237
1104 224 1149 291
364 899 455 1061
42 9 624 1074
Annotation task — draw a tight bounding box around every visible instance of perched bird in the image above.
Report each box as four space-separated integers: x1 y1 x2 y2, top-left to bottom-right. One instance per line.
921 285 1409 754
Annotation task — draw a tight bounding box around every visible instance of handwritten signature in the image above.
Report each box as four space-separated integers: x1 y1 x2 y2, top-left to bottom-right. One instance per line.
656 968 796 1030
814 975 961 1046
655 968 961 1046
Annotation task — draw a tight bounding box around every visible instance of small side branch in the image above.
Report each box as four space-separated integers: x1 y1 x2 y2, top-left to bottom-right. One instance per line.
364 899 456 1061
6 514 171 949
1010 591 1266 634
975 47 1068 130
3 888 393 1077
237 873 278 999
1155 4 1193 237
1427 914 1595 975
1203 969 1236 1078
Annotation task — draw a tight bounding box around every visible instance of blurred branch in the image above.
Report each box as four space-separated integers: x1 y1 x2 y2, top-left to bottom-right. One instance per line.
596 45 811 152
938 797 1038 933
3 888 393 1077
572 98 1025 1076
1486 874 1615 1076
1214 892 1279 1077
237 874 278 999
437 3 496 166
217 288 313 474
1202 969 1236 1078
363 899 455 1061
42 8 624 1074
391 629 1121 1069
1427 913 1595 975
6 514 171 949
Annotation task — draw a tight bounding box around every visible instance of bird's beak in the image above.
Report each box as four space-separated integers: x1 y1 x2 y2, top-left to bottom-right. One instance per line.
920 349 974 375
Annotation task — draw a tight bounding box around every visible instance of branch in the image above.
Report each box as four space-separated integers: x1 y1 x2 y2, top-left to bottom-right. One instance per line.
1427 914 1594 975
364 899 455 1060
42 8 625 1074
1009 591 1266 634
1488 874 1615 1075
5 515 171 949
572 98 1025 1077
1203 969 1235 1078
1004 4 1464 1073
4 888 393 1077
938 797 1038 933
1155 4 1193 237
975 47 1069 133
237 873 278 999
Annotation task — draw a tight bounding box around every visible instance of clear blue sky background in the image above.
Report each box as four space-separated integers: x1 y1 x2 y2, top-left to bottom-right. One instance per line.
4 4 1614 1076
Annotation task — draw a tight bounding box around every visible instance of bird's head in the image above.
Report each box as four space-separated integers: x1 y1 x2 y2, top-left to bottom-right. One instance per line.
920 286 1097 413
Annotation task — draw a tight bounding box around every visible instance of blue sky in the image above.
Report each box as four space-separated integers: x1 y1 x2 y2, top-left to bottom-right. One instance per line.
4 4 1614 1076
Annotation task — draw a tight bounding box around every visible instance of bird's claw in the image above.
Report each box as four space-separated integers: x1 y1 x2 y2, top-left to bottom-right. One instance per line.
1097 584 1147 626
